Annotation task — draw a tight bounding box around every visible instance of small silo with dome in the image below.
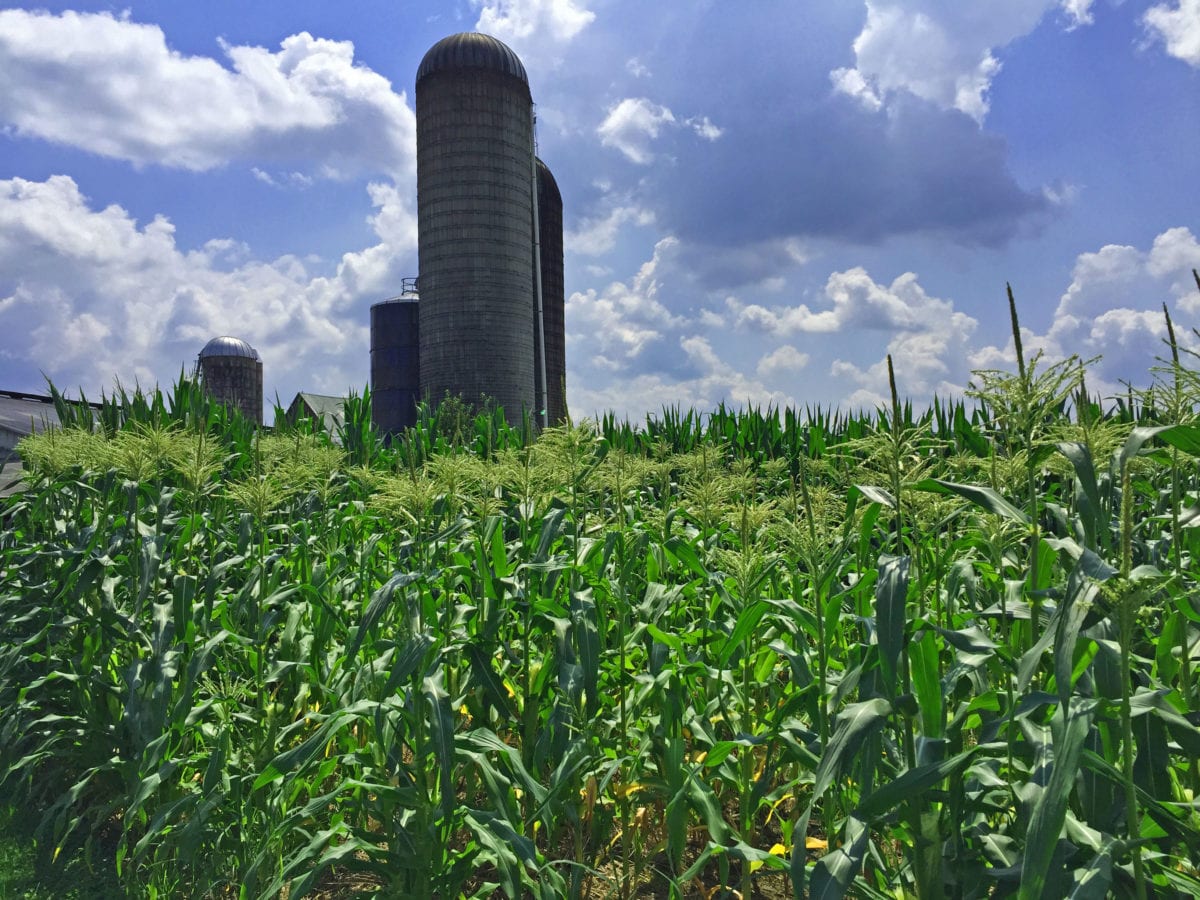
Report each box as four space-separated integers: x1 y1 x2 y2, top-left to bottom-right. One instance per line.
196 336 263 425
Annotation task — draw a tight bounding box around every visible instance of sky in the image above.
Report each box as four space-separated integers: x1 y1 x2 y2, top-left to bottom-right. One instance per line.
1 0 1198 420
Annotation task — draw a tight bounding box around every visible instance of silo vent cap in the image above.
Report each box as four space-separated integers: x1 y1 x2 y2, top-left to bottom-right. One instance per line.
417 32 528 86
199 336 260 360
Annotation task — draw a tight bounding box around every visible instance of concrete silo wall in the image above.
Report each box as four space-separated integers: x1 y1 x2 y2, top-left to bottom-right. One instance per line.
200 356 262 425
536 159 566 425
371 299 420 435
416 67 535 423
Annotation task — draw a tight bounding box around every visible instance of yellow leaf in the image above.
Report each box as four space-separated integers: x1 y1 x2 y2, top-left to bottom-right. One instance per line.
805 836 828 850
613 782 645 800
770 842 787 856
581 775 598 818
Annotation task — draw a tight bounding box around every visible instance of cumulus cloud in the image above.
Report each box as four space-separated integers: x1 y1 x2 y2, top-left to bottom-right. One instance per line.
597 98 677 164
597 97 723 164
686 116 724 141
728 268 973 337
566 204 656 256
0 9 416 178
1144 1 1200 67
0 174 417 402
570 335 794 419
564 237 686 364
568 227 1199 417
970 227 1200 397
474 0 595 67
831 1 1094 121
757 345 810 378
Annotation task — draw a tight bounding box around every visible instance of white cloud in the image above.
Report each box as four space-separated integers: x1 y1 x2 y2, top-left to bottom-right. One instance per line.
969 227 1200 397
570 335 795 419
0 174 417 401
1144 0 1200 66
597 97 723 164
0 10 416 178
474 0 595 64
626 57 650 78
1148 227 1200 301
251 168 315 189
565 237 685 360
566 205 656 256
1061 0 1096 28
829 66 883 112
757 345 811 378
831 2 1093 122
567 228 1199 418
1042 181 1080 206
797 268 979 403
728 267 969 337
598 98 677 164
686 116 724 141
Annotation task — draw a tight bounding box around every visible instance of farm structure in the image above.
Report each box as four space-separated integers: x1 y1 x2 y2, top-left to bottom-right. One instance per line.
371 32 567 435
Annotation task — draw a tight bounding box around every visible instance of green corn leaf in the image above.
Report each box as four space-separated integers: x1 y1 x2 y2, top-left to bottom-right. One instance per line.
910 478 1029 523
1054 577 1095 711
718 599 771 668
347 571 422 662
533 506 566 562
1056 441 1102 548
855 744 986 820
1113 423 1200 474
853 484 896 509
465 809 528 898
424 670 457 819
1155 423 1200 456
687 772 732 844
1067 839 1118 900
666 535 709 580
909 629 943 739
465 642 515 721
875 554 909 696
814 698 892 803
810 814 869 900
1019 698 1097 900
253 699 377 790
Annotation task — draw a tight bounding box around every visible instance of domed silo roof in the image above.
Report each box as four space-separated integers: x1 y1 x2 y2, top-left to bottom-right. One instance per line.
199 336 260 361
416 32 528 86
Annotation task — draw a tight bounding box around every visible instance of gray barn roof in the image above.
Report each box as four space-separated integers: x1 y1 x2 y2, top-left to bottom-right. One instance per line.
287 392 346 435
0 392 61 452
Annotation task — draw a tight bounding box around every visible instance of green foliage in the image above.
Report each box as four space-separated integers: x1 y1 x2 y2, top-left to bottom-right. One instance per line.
4 312 1200 898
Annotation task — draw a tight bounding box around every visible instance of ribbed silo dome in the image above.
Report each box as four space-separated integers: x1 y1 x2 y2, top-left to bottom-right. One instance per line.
416 32 528 86
199 336 260 360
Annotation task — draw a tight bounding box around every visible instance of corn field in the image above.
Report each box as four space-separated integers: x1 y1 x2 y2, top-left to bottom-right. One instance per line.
3 302 1200 898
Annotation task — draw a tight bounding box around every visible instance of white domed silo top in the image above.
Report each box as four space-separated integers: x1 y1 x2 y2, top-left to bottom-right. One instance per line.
199 336 260 360
416 32 528 86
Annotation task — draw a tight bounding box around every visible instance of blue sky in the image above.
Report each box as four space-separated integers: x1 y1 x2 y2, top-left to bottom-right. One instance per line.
1 0 1197 419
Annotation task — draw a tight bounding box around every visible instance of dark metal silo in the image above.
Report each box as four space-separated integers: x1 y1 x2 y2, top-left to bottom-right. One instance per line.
535 157 567 425
197 336 263 425
416 32 536 424
371 287 420 437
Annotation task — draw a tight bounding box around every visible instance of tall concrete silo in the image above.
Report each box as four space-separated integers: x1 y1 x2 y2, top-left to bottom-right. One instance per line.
371 281 420 437
535 158 567 425
197 336 262 425
416 32 536 424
